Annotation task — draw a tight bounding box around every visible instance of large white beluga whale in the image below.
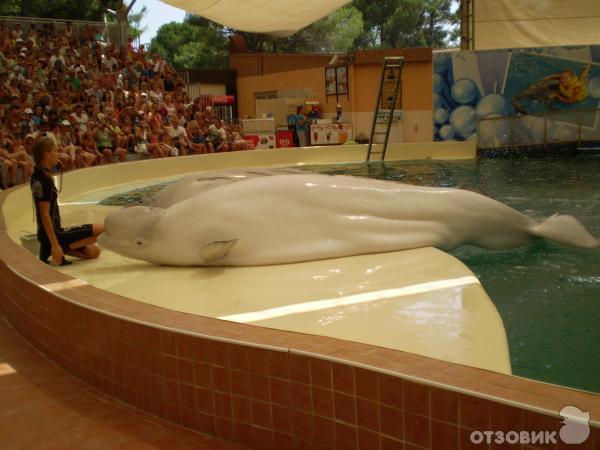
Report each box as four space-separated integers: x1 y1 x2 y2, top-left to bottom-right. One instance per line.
99 173 598 266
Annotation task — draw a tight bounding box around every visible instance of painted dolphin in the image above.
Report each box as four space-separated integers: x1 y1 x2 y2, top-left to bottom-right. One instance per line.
144 168 288 208
99 173 598 266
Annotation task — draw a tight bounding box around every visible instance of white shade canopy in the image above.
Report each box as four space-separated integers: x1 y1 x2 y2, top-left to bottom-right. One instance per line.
160 0 350 37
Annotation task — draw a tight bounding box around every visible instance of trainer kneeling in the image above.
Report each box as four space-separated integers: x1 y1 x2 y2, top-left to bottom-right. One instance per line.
30 137 103 265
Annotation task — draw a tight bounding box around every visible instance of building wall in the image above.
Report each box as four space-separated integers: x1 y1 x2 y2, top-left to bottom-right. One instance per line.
234 51 434 142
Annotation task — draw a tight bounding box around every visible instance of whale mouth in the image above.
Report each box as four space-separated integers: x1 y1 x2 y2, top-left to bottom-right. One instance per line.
98 233 132 250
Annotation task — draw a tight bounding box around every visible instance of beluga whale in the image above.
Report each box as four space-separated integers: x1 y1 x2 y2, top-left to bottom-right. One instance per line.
99 173 598 266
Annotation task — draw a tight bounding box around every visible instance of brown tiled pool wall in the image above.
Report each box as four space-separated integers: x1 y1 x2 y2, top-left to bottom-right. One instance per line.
1 195 599 450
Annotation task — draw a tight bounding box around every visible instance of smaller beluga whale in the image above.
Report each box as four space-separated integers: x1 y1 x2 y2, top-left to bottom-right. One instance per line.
99 173 598 266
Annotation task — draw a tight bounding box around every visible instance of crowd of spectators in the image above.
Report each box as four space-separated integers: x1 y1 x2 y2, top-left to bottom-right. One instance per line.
0 19 249 189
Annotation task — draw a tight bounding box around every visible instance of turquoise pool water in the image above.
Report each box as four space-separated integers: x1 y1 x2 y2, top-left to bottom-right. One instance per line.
299 154 600 393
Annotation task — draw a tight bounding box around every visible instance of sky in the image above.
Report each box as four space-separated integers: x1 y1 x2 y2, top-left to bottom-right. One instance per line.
130 0 187 46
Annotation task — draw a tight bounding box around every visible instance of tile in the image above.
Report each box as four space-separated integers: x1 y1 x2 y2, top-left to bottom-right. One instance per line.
312 386 334 418
163 378 179 403
380 404 404 441
335 421 358 450
310 358 333 389
273 431 294 449
432 419 458 450
431 386 459 424
335 391 357 425
213 392 232 419
231 370 252 398
404 380 429 416
250 374 270 402
381 436 404 450
209 339 229 368
403 412 430 448
272 405 293 435
252 426 274 450
270 377 292 407
333 363 356 395
379 373 403 409
195 388 214 414
490 402 523 433
460 394 492 431
228 344 249 371
290 354 311 383
232 395 252 424
357 397 379 432
293 409 314 438
247 347 270 376
212 366 232 393
268 351 290 379
178 383 196 410
196 411 215 435
313 416 335 447
356 367 379 401
251 400 272 428
194 362 212 389
163 355 179 381
214 417 235 441
291 381 312 412
357 428 380 450
178 358 195 385
179 406 197 429
405 444 425 450
233 421 253 447
176 334 197 360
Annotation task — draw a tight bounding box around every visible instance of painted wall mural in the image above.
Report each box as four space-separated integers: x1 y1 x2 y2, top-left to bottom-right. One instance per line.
433 46 600 147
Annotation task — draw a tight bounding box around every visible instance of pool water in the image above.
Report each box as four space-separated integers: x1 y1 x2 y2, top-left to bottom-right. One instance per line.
298 153 600 393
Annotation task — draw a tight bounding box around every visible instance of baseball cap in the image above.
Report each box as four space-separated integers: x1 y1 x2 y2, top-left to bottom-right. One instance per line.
61 120 70 126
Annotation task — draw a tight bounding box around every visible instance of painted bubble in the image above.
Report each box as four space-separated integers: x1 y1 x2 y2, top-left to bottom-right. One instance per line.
588 77 600 99
478 114 509 148
434 108 449 124
450 105 477 138
451 78 480 105
439 124 456 140
476 94 508 118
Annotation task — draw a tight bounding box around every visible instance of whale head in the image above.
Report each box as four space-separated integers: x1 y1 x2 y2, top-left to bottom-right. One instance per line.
99 205 165 263
99 205 238 266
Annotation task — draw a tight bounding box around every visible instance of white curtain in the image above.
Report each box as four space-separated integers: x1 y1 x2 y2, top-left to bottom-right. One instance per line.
160 0 350 37
474 0 600 49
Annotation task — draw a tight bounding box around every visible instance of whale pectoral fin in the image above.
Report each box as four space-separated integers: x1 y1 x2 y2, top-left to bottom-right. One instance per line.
198 239 238 263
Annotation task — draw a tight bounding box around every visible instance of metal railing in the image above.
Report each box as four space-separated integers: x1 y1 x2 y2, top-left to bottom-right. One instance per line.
477 108 600 149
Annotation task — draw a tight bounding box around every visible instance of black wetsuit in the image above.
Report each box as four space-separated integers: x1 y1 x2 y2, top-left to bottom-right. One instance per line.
30 167 92 262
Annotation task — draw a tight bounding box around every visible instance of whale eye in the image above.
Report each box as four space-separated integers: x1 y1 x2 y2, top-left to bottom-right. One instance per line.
135 237 145 246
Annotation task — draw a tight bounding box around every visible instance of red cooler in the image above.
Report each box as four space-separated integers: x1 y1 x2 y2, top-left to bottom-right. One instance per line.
276 130 294 148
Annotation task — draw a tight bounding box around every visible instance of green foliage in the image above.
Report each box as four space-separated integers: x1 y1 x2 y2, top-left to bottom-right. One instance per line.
265 5 364 53
127 5 147 39
149 18 228 70
0 0 121 21
352 0 459 48
0 0 21 16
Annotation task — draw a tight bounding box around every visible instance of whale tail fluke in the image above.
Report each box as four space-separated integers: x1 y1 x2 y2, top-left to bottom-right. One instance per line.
531 214 599 249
